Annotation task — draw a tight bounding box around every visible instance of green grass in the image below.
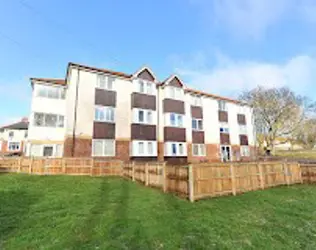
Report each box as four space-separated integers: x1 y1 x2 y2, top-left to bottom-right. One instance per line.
275 149 316 160
1 174 316 250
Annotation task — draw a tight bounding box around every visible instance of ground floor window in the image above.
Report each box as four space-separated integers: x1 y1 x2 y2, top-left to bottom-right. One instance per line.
131 140 157 156
220 145 231 162
28 144 63 157
43 146 54 157
240 146 250 157
92 139 115 157
165 142 187 156
192 144 206 156
7 142 21 151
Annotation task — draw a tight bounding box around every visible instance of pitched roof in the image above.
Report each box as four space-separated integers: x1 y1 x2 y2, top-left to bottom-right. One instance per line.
0 119 29 131
30 78 66 85
68 62 132 79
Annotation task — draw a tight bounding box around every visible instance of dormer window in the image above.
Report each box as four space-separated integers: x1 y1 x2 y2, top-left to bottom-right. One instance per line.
137 80 154 95
218 100 227 111
192 95 202 106
97 75 114 90
167 86 183 100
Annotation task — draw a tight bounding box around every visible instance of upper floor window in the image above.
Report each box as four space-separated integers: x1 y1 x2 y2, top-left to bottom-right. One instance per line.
8 131 14 138
219 123 229 134
7 142 21 151
192 95 202 106
165 142 186 156
169 113 183 127
134 108 154 124
97 75 114 90
36 85 65 100
137 80 154 95
95 106 115 123
167 86 183 100
33 112 64 128
192 119 203 131
218 100 227 111
239 125 247 135
192 144 206 156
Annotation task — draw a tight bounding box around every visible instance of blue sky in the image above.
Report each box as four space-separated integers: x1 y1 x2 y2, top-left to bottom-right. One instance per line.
1 0 316 125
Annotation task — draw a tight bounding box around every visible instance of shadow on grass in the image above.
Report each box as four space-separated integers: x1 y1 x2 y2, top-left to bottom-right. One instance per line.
0 189 41 248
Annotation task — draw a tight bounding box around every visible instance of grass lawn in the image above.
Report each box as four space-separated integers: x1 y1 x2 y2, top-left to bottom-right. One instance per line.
275 149 316 160
1 175 316 250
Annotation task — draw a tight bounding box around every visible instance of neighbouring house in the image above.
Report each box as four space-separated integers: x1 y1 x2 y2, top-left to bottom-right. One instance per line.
0 118 29 156
25 62 256 163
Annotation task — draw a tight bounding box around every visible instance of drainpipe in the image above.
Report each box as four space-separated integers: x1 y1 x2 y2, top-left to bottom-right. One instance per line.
71 68 80 157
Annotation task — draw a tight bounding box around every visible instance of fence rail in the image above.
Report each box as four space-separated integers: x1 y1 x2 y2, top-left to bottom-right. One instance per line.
0 157 304 202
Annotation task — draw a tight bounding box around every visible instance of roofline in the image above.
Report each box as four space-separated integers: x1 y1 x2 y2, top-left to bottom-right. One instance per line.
30 78 66 87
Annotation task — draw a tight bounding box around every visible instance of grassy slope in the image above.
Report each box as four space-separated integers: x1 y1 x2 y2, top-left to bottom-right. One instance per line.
275 150 316 160
1 174 316 250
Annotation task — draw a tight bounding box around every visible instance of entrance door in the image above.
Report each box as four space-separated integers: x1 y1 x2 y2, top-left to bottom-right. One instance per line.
220 146 231 162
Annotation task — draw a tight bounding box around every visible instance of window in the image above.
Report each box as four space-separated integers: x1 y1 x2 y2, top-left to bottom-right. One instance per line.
167 86 182 100
36 85 65 99
192 144 206 156
137 80 154 95
220 123 229 133
147 111 152 124
148 142 153 154
92 140 115 156
172 143 177 155
239 125 247 135
179 143 184 155
8 131 14 138
97 75 114 90
138 142 144 154
33 113 65 128
94 106 115 122
8 142 20 151
24 131 28 138
43 146 54 157
192 119 203 130
138 110 144 122
218 100 227 111
240 146 250 157
192 95 202 106
169 113 184 127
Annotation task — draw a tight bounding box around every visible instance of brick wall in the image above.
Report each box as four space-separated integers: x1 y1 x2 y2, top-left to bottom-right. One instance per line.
187 143 220 163
63 137 92 157
116 140 130 162
158 142 164 162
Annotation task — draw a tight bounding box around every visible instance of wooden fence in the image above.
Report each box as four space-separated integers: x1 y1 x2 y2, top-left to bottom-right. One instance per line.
0 158 303 202
300 163 316 183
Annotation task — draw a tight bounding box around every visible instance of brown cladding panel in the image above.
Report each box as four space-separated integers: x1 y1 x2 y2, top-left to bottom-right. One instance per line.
131 93 156 110
191 106 203 118
137 69 155 81
237 114 246 125
164 127 186 142
169 77 183 88
95 89 116 107
93 122 115 139
192 131 205 144
163 99 185 114
218 111 228 122
220 133 230 145
131 124 156 140
239 135 249 145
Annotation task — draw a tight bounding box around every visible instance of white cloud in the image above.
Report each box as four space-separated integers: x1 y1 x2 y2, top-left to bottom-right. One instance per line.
173 53 316 97
191 0 316 39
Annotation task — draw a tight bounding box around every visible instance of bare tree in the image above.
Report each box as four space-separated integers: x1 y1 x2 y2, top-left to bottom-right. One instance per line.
239 86 316 152
294 119 316 149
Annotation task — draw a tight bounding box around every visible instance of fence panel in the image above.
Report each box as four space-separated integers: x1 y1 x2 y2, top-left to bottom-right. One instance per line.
301 164 316 183
166 165 188 196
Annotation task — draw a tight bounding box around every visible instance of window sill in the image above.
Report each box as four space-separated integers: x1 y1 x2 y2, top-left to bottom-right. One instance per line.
94 120 115 124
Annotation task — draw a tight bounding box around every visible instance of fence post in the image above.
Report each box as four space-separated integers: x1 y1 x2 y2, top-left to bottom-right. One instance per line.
162 163 167 192
132 161 135 181
29 157 33 174
62 158 66 174
230 163 236 196
284 161 290 185
145 163 149 186
188 164 195 202
18 157 22 173
90 158 94 176
258 162 264 189
298 163 303 184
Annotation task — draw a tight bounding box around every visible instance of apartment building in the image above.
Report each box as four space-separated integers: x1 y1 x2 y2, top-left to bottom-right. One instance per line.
0 118 28 156
25 62 255 162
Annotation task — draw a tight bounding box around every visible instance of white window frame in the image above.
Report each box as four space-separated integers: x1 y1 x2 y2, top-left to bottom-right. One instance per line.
219 123 229 134
133 108 154 125
240 146 250 157
218 100 228 111
96 74 114 90
191 95 202 106
239 125 247 135
131 140 157 157
136 79 155 95
36 84 66 100
192 144 206 156
164 142 187 156
94 106 115 123
92 139 115 157
166 86 183 100
167 113 184 128
192 118 203 131
33 112 65 128
42 145 54 157
7 141 21 151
